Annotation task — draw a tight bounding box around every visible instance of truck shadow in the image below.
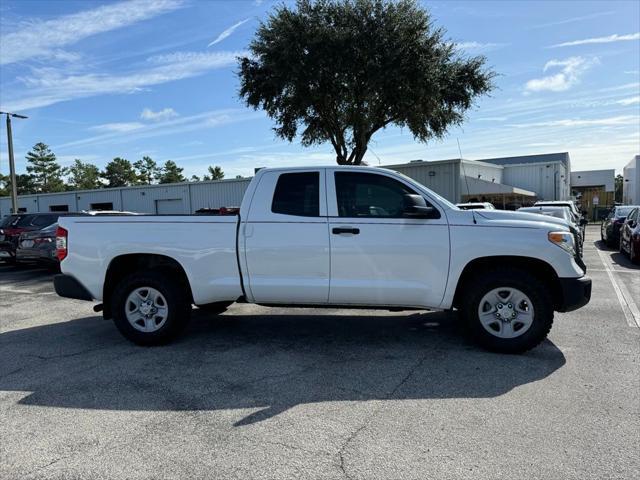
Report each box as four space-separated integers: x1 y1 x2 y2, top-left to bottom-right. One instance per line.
0 309 565 426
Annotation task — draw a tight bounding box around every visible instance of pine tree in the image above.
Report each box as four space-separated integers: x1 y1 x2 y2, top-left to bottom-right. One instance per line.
203 165 224 181
134 156 160 185
25 142 65 192
67 159 102 190
158 160 186 184
102 158 138 188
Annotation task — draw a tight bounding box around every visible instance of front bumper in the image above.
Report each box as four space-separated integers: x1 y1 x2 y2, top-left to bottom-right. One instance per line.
557 276 592 312
53 274 94 301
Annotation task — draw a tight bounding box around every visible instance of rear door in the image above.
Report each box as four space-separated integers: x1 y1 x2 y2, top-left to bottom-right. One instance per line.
327 169 450 308
243 169 330 304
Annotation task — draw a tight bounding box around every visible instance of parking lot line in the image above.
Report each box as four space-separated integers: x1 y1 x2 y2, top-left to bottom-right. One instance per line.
596 249 640 328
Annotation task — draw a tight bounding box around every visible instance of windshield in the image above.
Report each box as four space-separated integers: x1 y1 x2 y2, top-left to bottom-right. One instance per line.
390 170 459 209
615 207 634 217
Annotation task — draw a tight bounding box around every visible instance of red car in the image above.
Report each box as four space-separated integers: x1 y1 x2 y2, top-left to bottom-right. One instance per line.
620 207 640 264
0 213 72 263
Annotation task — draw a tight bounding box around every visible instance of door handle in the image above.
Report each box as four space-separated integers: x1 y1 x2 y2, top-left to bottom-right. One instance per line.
332 227 360 235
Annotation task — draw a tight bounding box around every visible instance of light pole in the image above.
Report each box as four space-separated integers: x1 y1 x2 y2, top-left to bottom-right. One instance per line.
0 111 28 213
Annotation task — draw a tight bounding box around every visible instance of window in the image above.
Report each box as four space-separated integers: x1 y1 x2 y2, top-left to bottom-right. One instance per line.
32 214 58 227
49 204 69 212
90 202 114 211
335 172 421 218
271 172 320 217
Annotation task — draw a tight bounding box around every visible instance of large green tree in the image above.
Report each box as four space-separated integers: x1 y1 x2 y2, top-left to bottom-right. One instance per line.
239 0 495 165
134 156 160 185
203 165 224 181
158 160 186 184
66 159 102 190
102 157 138 188
0 173 38 196
25 142 65 192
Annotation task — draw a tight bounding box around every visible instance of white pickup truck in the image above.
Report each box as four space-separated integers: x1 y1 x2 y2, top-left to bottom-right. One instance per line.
54 166 591 353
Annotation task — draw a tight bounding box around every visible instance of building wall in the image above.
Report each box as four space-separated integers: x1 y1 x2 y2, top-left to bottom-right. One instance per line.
623 155 639 205
0 178 253 217
570 169 615 192
386 160 461 202
502 162 569 201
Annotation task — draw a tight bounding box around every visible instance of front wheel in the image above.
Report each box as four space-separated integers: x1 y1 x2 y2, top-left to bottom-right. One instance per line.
460 268 554 354
111 271 191 345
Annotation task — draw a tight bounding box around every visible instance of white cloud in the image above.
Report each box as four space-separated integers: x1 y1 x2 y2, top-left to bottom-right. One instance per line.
4 50 245 111
56 108 262 150
455 41 507 51
531 11 615 29
208 18 250 47
508 115 639 128
616 96 640 106
624 70 639 75
524 56 598 93
89 122 146 132
550 32 640 48
141 107 179 121
0 0 184 65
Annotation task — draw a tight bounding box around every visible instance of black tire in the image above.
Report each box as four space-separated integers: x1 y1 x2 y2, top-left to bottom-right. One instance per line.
459 267 554 354
197 301 233 316
630 242 639 265
111 270 191 346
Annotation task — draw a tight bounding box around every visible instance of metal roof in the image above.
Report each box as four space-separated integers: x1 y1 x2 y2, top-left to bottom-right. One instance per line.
477 152 570 169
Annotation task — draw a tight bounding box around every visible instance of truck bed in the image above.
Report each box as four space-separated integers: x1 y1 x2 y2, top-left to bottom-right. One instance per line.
58 215 243 305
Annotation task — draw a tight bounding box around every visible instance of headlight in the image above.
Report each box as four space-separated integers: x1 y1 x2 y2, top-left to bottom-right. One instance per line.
548 231 575 256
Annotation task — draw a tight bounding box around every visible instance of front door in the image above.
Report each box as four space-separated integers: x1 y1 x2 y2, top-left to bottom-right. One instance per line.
327 170 449 308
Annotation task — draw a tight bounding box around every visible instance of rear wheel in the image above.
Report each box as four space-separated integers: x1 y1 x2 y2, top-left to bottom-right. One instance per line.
460 268 554 354
111 271 191 345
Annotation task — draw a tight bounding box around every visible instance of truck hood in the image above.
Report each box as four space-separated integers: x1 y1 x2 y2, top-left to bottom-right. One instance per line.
471 209 570 230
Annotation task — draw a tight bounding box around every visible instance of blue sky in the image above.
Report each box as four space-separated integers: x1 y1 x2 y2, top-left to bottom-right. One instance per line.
0 0 638 179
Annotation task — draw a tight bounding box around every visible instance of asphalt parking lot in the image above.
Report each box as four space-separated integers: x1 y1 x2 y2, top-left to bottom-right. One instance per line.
1 225 638 480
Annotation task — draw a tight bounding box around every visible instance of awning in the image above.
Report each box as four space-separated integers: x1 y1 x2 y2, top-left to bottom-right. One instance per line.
463 176 536 196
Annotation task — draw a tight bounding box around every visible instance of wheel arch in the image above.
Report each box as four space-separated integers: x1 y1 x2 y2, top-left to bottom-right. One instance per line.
452 256 562 311
103 253 193 319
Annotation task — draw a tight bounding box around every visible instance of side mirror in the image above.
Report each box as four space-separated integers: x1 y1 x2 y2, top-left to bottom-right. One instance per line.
402 194 440 219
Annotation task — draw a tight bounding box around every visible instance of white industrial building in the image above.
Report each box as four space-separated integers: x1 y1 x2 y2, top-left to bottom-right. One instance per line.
622 155 639 205
0 177 251 217
0 152 576 217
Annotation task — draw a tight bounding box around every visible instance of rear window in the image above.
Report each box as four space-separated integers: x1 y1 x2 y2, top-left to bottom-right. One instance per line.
15 214 39 227
31 214 59 227
615 207 634 217
0 215 20 228
271 172 320 217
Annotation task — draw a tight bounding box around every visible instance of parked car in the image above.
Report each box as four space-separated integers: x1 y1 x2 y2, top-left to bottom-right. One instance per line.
0 212 84 263
54 166 591 354
601 205 638 247
619 207 640 264
518 206 584 256
534 200 587 236
15 222 60 268
534 200 582 218
456 202 495 210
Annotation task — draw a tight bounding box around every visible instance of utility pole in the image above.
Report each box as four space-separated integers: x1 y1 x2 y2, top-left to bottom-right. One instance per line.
1 111 28 213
